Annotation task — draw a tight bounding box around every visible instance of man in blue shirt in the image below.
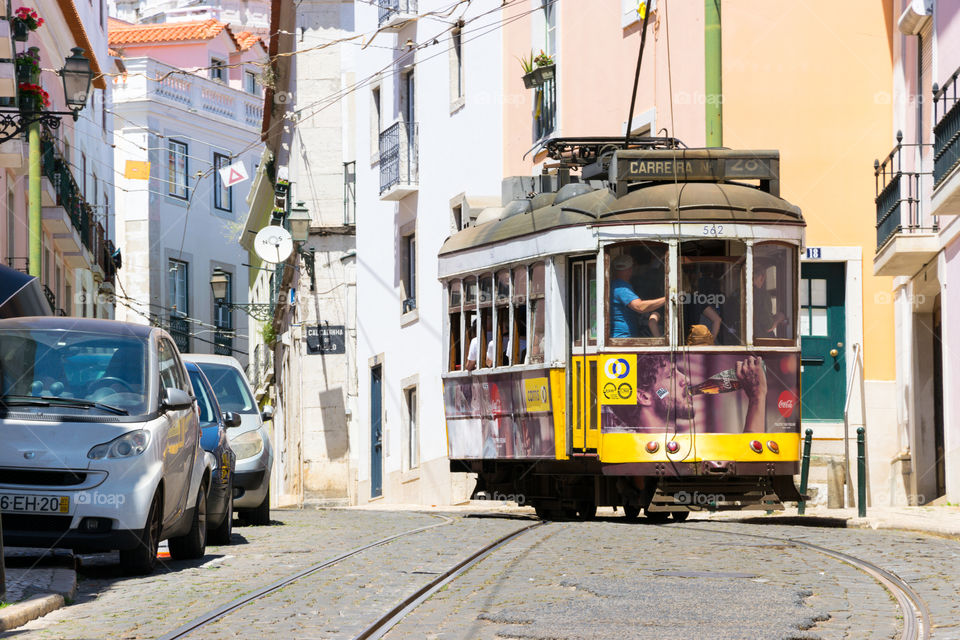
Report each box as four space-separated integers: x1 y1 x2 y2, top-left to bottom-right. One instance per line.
610 254 666 338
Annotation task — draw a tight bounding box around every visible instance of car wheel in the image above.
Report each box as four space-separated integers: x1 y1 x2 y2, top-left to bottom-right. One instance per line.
208 482 233 545
241 487 270 526
169 485 207 560
120 493 161 576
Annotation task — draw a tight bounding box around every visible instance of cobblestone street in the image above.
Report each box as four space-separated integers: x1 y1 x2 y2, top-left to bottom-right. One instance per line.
4 508 960 640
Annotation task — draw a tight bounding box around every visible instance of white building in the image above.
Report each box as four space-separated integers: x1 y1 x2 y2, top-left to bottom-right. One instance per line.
110 0 270 33
351 0 506 504
110 19 266 364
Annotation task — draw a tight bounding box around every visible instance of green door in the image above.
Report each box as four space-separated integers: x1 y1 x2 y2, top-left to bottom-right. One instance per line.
800 263 846 420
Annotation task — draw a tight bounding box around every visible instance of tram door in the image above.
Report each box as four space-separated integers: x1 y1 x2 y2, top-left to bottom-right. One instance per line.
570 258 599 452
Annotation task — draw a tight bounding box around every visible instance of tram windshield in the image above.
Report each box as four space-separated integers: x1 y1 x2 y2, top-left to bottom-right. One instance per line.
606 242 668 346
679 239 746 346
753 242 797 343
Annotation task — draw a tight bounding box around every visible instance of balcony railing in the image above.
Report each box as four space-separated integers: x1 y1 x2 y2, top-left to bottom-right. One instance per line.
934 67 960 187
534 77 557 142
214 329 233 356
344 161 356 225
379 121 419 195
874 132 935 250
169 315 191 353
378 0 417 26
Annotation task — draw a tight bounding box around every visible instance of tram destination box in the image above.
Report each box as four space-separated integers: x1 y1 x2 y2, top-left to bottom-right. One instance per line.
611 149 780 194
306 324 346 354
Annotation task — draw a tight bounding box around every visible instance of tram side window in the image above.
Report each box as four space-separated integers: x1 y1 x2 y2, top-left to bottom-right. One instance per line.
753 242 797 343
448 280 462 371
477 274 493 368
463 276 478 370
529 262 545 363
679 239 745 346
606 242 668 346
495 270 511 366
512 265 528 364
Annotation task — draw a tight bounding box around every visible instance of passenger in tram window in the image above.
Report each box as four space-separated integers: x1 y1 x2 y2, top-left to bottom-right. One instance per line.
465 334 495 370
753 260 787 338
609 254 666 338
680 269 721 345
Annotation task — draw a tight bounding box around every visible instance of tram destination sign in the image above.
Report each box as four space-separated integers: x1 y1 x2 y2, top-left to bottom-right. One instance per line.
305 324 346 354
612 150 779 184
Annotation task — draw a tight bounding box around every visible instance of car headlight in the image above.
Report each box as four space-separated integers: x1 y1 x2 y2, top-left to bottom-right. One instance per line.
231 430 264 460
88 430 150 460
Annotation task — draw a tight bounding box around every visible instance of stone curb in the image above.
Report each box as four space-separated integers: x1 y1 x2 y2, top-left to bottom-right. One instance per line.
0 566 77 632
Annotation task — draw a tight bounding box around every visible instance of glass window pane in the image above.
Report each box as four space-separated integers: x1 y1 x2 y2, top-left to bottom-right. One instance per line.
530 299 545 363
799 279 809 307
512 266 527 302
449 279 461 308
811 308 828 335
800 311 811 336
606 242 667 344
464 276 476 307
753 242 797 341
811 279 827 307
587 261 597 342
572 263 583 344
496 270 510 305
479 274 492 307
530 262 545 298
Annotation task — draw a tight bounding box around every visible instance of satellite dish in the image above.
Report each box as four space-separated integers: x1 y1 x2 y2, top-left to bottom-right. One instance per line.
254 226 294 264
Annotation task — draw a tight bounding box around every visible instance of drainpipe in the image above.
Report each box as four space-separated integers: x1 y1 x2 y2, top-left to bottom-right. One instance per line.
28 121 41 278
705 0 722 147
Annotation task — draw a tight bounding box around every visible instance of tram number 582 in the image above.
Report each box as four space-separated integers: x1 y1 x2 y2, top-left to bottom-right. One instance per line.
702 224 724 237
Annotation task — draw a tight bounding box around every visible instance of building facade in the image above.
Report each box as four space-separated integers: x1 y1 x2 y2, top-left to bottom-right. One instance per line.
109 18 265 365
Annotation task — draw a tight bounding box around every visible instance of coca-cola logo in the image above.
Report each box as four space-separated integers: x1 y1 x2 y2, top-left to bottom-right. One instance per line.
777 390 798 418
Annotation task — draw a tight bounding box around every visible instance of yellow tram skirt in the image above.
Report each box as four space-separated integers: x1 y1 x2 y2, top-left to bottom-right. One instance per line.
600 432 801 464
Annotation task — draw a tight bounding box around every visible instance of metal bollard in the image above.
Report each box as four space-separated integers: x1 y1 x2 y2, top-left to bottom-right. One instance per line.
798 428 813 515
857 427 866 518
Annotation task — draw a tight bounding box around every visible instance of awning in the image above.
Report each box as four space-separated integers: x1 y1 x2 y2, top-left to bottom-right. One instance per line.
0 265 52 318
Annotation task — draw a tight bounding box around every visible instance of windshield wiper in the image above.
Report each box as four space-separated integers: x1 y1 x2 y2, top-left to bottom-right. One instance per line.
0 395 129 415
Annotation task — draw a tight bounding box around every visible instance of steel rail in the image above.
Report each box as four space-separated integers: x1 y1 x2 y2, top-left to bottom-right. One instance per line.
155 514 455 640
679 525 930 640
351 521 545 640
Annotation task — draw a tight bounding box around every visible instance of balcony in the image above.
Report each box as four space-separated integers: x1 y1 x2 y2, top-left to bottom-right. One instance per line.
379 121 419 201
6 257 29 274
533 77 557 142
377 0 417 28
39 135 101 269
168 315 191 353
114 58 264 130
873 133 938 277
214 329 233 356
932 67 960 216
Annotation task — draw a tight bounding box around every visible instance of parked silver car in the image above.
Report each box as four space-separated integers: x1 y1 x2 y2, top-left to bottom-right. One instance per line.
0 318 209 575
183 354 273 525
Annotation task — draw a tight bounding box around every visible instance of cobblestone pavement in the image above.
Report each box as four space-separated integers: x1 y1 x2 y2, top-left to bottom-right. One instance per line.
6 509 960 640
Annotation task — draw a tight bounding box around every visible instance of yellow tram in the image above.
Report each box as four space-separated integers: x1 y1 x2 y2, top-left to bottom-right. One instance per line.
439 139 805 521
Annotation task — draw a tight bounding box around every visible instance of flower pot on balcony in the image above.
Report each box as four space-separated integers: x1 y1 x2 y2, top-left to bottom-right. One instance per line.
537 64 555 82
11 20 29 42
522 69 541 89
18 93 39 112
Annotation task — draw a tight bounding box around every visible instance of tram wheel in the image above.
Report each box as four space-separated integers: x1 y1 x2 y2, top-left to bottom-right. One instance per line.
622 505 641 521
645 509 670 524
671 511 690 522
576 501 597 521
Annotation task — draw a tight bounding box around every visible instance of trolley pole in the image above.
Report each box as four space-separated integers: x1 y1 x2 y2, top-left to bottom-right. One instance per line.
857 427 867 518
798 428 813 515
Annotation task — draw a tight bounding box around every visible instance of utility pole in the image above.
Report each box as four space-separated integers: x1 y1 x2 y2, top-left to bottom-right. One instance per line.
28 122 41 278
705 0 722 147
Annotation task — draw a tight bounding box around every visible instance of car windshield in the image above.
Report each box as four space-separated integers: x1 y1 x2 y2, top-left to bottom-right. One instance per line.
0 328 150 415
195 362 256 414
187 368 218 427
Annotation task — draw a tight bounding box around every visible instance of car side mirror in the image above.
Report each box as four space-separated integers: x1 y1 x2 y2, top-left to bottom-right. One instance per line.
223 411 242 428
260 405 274 421
162 387 194 411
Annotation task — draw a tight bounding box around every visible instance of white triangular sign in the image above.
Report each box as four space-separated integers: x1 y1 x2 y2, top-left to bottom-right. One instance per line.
219 161 249 187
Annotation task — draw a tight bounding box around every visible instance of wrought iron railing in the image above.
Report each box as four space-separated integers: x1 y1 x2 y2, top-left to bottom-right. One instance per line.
378 0 417 25
343 161 356 225
42 284 55 313
6 257 29 273
214 330 233 356
169 315 191 353
874 131 935 250
534 77 557 142
269 263 285 317
40 135 98 258
379 122 419 194
934 67 960 187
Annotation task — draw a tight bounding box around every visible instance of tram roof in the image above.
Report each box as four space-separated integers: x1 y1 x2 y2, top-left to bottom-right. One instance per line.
439 180 804 257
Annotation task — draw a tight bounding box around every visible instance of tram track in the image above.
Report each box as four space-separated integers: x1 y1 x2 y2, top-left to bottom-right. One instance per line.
154 515 544 640
677 524 931 640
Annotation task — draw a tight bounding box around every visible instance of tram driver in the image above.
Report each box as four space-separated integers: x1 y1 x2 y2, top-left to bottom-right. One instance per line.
610 254 666 338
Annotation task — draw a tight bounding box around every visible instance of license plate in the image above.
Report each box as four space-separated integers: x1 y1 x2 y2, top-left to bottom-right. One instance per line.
0 494 69 514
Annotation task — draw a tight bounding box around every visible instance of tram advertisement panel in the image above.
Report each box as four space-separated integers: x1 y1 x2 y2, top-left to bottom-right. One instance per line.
600 351 800 434
443 372 556 459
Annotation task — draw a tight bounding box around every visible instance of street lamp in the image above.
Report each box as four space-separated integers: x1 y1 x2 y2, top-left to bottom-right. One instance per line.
0 48 94 143
288 201 311 243
210 267 274 321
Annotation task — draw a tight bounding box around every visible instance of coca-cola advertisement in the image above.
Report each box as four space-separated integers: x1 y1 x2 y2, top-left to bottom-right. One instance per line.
444 372 557 459
601 351 800 434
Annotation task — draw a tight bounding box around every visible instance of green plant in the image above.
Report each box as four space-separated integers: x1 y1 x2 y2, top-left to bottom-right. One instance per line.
260 321 276 346
534 49 554 67
517 51 535 74
16 48 40 77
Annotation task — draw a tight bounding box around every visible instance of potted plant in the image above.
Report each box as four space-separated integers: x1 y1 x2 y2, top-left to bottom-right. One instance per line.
11 6 44 41
18 82 50 112
518 51 539 89
533 50 555 82
15 48 40 85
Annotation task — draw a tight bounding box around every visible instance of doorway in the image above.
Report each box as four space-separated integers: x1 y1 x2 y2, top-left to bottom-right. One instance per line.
799 263 846 420
370 364 383 498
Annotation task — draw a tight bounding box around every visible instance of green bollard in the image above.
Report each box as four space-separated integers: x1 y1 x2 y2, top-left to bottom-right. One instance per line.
798 428 813 515
857 427 866 518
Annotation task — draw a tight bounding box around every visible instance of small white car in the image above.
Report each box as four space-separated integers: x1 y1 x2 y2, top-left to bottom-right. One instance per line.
183 354 273 525
0 317 209 575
